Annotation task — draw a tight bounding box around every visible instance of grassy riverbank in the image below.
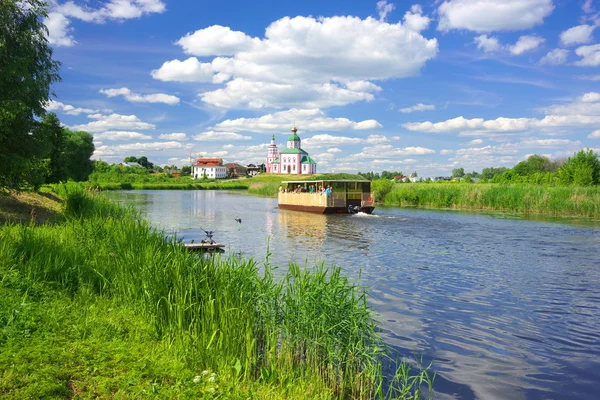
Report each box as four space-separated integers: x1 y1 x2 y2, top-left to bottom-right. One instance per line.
380 183 600 217
0 186 432 399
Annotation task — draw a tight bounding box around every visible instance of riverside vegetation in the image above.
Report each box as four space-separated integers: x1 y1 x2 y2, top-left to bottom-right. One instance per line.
0 184 433 399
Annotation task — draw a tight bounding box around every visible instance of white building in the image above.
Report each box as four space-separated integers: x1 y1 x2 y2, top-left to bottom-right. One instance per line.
192 158 227 179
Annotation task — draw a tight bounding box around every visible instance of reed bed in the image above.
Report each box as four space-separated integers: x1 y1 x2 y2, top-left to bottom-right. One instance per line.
384 183 600 217
0 184 432 399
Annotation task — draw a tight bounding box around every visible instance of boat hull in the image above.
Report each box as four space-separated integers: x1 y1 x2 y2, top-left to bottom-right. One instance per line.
278 204 375 214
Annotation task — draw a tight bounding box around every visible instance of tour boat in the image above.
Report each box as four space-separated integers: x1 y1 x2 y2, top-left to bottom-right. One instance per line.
278 180 375 214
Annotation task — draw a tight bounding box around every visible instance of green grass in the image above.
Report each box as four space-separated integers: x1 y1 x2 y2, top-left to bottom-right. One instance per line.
0 184 433 399
384 183 600 217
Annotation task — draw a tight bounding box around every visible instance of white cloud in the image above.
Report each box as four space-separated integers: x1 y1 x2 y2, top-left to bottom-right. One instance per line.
519 138 581 148
47 1 166 47
93 140 185 157
45 100 99 115
440 149 454 155
213 108 382 133
438 0 554 32
44 12 76 47
578 74 600 81
403 4 430 32
151 58 215 82
193 131 252 141
403 114 600 134
327 148 342 153
574 44 600 66
588 130 600 139
199 79 379 109
56 0 166 23
399 103 435 113
468 139 484 145
583 0 594 13
474 35 502 53
158 133 188 141
346 144 435 159
539 48 569 65
175 25 254 56
560 25 596 46
72 113 156 133
155 15 438 109
509 35 545 55
94 131 153 141
581 92 600 103
376 1 395 21
455 143 518 156
100 87 180 105
303 134 365 146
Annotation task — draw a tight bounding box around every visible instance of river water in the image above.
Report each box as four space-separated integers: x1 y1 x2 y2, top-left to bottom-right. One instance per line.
103 190 600 400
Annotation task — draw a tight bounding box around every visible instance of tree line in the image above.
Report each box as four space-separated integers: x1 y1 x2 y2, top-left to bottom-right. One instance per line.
1 0 95 190
360 150 600 186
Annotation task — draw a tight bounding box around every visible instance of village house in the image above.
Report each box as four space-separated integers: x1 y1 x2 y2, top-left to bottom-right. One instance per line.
224 162 247 178
192 158 227 179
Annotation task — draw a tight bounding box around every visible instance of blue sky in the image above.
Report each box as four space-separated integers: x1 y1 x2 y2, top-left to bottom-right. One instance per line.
44 0 600 177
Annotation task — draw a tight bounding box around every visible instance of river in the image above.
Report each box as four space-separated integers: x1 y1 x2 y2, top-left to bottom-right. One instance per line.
103 190 600 400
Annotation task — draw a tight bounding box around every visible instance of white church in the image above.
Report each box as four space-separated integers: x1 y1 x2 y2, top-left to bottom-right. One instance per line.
266 127 317 175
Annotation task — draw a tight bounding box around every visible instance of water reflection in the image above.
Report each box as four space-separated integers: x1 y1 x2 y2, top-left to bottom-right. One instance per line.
102 190 600 400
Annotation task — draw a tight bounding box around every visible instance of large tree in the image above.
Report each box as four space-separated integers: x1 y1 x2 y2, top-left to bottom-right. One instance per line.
0 0 61 189
63 129 95 181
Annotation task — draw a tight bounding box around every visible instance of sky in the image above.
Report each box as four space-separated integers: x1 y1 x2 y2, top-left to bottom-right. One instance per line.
43 0 600 177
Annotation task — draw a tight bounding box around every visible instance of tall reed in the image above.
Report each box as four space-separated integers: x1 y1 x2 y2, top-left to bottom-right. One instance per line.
385 183 600 217
0 184 432 399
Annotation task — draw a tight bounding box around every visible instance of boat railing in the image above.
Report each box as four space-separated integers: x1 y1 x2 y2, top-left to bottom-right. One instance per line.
361 193 374 207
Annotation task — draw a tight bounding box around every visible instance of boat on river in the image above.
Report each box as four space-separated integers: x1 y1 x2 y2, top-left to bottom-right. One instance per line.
278 180 375 214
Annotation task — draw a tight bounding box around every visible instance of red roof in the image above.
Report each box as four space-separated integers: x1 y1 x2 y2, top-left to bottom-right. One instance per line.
194 158 223 167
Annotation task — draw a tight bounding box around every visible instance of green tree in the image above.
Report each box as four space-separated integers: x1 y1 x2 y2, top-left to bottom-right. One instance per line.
0 0 61 189
124 156 138 163
513 154 556 176
558 149 600 186
181 165 191 175
452 168 465 178
35 112 66 183
63 129 95 181
481 167 508 180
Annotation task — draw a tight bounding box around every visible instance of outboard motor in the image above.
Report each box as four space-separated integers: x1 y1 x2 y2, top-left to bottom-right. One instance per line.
348 205 361 214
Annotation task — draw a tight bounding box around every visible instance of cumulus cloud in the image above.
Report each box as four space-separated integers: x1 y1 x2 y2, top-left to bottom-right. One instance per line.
46 1 166 47
346 144 435 159
72 113 156 133
44 12 76 47
100 87 180 105
158 133 187 141
45 100 99 115
509 35 545 55
213 108 382 133
153 15 438 109
93 140 185 157
403 92 600 134
519 138 581 148
376 1 395 21
94 131 152 141
399 103 435 113
574 44 600 66
303 134 371 146
440 149 454 155
193 131 252 141
589 130 600 139
403 4 430 32
474 35 502 53
55 0 166 23
176 25 255 56
560 25 596 46
151 58 215 82
539 48 569 65
468 139 484 145
438 0 554 32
